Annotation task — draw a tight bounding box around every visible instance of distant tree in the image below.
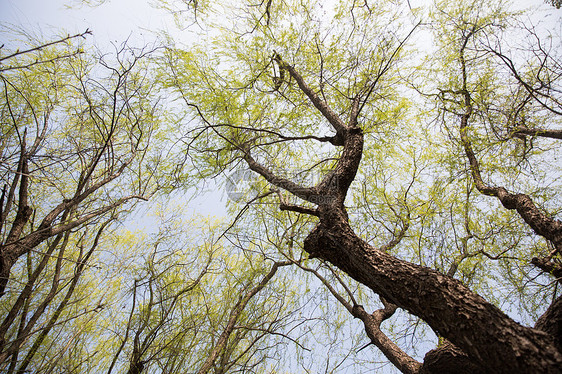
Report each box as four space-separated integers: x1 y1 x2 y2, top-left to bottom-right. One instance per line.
102 213 296 374
0 30 163 367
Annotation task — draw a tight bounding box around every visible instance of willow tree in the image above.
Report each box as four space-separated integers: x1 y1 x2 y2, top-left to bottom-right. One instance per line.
163 0 562 372
0 30 166 368
0 25 306 374
86 212 297 374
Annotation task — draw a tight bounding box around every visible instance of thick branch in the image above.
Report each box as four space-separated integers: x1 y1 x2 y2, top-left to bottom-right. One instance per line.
315 126 364 202
205 122 338 144
0 30 90 63
243 152 320 204
0 231 67 351
273 53 347 134
38 156 132 232
276 190 318 216
304 207 562 372
512 126 562 140
420 341 484 374
535 295 562 352
0 30 92 71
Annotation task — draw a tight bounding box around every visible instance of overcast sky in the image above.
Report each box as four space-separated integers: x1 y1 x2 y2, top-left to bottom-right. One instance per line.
2 0 558 45
1 0 177 48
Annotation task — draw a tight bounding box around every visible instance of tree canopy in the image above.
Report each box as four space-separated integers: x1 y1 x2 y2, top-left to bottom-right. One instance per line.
1 0 562 373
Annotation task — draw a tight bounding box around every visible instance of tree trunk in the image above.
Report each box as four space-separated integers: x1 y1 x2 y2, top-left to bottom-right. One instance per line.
535 296 562 353
420 341 484 374
304 204 562 373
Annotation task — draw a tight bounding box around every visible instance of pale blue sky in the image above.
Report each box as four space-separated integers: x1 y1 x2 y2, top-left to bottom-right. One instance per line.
1 0 173 48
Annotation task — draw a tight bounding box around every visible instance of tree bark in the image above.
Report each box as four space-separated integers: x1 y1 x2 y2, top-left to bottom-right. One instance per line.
535 296 562 353
420 341 484 374
304 205 562 373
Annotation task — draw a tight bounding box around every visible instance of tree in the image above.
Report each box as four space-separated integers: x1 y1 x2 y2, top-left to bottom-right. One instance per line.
0 29 163 293
101 211 297 374
162 0 562 372
3 0 562 372
0 29 164 368
0 27 307 374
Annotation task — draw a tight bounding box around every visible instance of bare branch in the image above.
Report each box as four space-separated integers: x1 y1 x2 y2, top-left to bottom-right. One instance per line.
0 30 91 65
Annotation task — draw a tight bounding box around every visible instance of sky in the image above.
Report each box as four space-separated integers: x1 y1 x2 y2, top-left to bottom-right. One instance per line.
2 0 559 65
1 0 172 47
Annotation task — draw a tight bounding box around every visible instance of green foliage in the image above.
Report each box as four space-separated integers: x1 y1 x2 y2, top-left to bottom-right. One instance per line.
2 0 562 373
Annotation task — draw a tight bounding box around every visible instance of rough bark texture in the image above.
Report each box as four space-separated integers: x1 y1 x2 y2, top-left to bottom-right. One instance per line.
304 210 562 372
420 342 484 374
535 296 562 353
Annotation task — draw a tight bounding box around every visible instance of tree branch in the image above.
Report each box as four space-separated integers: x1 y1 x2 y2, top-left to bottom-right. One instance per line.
0 30 91 66
243 151 320 204
352 304 422 374
273 53 347 135
196 260 291 374
458 33 562 252
512 126 562 140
